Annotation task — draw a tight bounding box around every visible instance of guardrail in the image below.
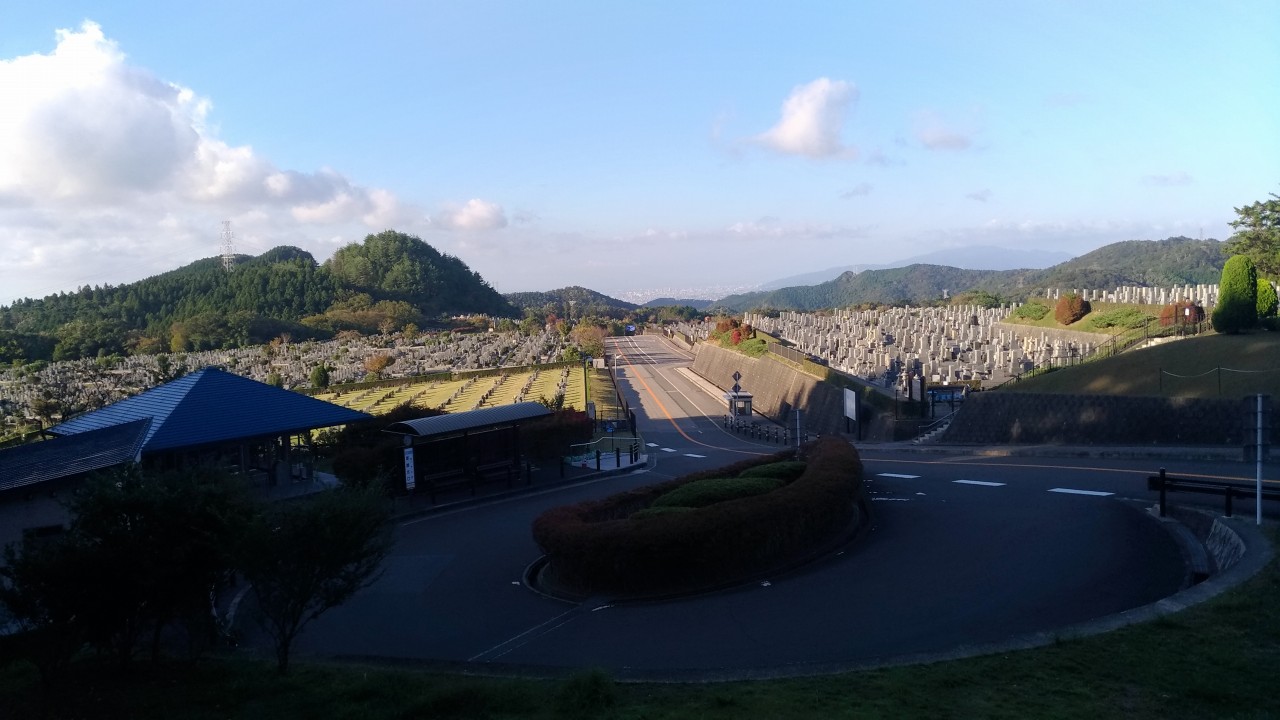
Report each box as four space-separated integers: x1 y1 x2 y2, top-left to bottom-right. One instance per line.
1148 468 1280 518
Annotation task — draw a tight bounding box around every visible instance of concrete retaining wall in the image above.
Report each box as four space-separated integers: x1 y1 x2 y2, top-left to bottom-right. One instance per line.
692 344 849 435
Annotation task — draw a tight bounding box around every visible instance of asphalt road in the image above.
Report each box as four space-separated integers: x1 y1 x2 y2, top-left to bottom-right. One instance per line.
276 333 1265 678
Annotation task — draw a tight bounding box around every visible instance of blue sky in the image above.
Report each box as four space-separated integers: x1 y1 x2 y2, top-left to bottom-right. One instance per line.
1 2 1276 303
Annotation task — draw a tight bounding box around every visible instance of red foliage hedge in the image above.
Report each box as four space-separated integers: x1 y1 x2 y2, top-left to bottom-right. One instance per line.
531 437 866 596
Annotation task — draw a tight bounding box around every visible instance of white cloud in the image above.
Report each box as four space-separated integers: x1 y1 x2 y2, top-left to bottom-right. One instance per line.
756 78 857 159
0 21 418 301
431 199 508 231
915 112 972 150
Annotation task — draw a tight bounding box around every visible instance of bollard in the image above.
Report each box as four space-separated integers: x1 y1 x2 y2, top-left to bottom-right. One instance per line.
615 447 621 467
595 450 601 471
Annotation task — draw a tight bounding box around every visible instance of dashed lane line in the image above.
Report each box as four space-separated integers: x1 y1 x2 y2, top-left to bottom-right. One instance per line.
954 480 1006 487
685 453 706 458
876 473 920 479
1048 488 1114 497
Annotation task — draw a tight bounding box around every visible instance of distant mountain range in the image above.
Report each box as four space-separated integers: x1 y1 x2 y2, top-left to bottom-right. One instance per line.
710 237 1226 312
757 246 1075 290
0 233 1228 364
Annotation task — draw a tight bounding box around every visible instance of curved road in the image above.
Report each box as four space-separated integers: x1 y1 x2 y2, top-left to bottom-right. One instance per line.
281 333 1265 678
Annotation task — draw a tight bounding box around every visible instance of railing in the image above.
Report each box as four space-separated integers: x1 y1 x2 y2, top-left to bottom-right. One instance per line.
1148 468 1280 518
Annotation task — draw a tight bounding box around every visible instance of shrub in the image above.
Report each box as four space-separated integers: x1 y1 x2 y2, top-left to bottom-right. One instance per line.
532 438 865 596
1054 294 1090 325
1087 308 1154 330
554 669 617 718
1011 302 1049 321
738 460 808 481
650 476 784 509
1257 279 1278 319
631 506 695 519
1212 255 1258 333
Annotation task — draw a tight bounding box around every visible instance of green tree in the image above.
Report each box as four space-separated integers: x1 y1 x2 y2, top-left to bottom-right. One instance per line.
1257 279 1278 319
309 364 331 389
265 371 284 388
237 486 391 673
0 535 96 690
1225 192 1280 278
1212 255 1259 333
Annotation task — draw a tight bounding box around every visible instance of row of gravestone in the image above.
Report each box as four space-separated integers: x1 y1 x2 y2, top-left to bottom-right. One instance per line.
0 328 570 426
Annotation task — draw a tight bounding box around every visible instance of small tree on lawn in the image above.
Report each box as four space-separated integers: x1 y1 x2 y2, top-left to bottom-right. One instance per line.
238 486 391 673
1212 255 1258 333
1054 293 1090 325
309 364 331 389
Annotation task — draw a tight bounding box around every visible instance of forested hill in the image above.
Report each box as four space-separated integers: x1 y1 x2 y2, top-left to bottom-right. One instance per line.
504 286 638 319
710 236 1226 312
0 231 516 362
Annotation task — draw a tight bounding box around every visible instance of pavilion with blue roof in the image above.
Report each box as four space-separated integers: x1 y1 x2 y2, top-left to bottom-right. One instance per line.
47 367 371 482
0 367 371 547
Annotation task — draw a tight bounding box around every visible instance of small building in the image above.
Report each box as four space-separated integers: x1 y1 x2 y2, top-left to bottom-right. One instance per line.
0 367 370 548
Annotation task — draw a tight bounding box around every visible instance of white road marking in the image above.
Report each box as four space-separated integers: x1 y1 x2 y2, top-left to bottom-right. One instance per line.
872 498 909 502
1048 488 1114 497
954 480 1006 487
646 442 659 447
661 447 677 453
684 453 706 458
877 473 920 479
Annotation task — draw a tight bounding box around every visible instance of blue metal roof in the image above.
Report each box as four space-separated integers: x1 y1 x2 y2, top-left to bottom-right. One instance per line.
0 418 150 493
385 402 551 438
49 367 371 453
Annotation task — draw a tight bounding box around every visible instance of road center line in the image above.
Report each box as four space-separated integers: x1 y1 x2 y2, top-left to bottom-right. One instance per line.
953 480 1005 487
877 473 920 479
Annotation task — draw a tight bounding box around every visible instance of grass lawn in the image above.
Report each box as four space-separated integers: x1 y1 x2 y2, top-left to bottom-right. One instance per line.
1001 331 1280 398
3 525 1277 719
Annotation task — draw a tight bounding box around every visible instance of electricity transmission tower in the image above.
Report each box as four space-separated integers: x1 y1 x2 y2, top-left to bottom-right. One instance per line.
220 220 236 270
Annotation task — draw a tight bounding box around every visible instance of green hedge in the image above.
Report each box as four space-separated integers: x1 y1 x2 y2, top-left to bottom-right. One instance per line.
738 460 808 481
650 476 784 509
531 438 866 596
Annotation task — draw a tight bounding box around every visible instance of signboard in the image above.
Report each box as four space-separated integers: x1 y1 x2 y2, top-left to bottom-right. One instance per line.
843 387 857 421
625 324 636 334
403 447 416 491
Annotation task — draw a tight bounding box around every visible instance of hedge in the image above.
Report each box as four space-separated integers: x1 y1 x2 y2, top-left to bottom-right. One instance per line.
531 437 866 596
649 476 784 509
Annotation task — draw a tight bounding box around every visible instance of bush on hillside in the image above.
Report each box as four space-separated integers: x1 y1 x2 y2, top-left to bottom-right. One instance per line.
1212 255 1258 333
1054 294 1091 325
1011 302 1050 321
1087 308 1153 330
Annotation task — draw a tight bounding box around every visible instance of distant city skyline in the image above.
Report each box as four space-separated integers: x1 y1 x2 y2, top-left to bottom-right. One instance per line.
2 3 1275 304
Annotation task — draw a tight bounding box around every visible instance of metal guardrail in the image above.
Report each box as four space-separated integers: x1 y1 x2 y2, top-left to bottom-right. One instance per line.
1148 468 1280 518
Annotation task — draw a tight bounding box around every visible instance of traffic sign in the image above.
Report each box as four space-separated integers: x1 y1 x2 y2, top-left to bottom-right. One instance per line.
732 371 742 382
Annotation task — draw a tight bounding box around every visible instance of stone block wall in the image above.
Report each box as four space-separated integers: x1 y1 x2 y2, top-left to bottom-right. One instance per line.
939 392 1273 446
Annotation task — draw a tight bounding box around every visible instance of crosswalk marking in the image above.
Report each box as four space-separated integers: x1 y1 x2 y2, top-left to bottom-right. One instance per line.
1048 488 1114 497
877 473 920 479
954 480 1005 487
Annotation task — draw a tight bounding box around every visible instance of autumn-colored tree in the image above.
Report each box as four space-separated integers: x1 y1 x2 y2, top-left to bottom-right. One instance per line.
363 353 394 375
1054 294 1090 325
